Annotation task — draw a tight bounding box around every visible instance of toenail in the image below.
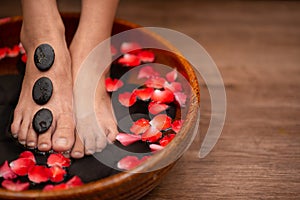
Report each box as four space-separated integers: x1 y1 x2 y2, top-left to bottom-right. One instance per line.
73 151 83 157
12 134 18 138
55 138 67 146
27 142 36 147
86 150 94 155
19 140 26 145
39 143 49 149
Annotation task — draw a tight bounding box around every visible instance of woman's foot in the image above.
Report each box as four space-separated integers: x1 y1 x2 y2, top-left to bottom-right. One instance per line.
69 33 118 159
10 14 75 153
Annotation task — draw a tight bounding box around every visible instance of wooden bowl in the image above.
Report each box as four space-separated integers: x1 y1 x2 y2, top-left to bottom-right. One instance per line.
0 14 200 200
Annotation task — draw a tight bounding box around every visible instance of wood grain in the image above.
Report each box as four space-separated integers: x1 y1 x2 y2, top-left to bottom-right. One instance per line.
0 0 299 199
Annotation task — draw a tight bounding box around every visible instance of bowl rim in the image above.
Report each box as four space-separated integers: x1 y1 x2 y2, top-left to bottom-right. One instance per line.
0 15 200 199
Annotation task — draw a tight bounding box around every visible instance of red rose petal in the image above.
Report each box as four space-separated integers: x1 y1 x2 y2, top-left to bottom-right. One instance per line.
19 151 36 163
0 160 17 179
134 87 154 101
137 50 155 63
116 133 142 146
21 53 27 63
150 114 172 130
148 101 169 115
118 91 137 107
28 165 50 183
145 77 166 89
47 153 71 168
66 176 83 187
105 77 124 92
166 69 178 82
43 184 55 191
1 180 29 192
6 45 20 57
149 144 164 152
49 166 66 183
118 54 141 67
130 118 150 135
164 81 183 92
171 120 184 134
174 92 187 107
117 156 140 170
159 134 176 147
18 42 25 54
9 158 35 176
137 66 160 79
120 42 141 54
151 88 174 103
141 127 162 143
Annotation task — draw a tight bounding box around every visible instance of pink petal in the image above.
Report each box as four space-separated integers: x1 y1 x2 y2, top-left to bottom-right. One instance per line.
141 127 162 143
19 151 36 163
28 165 51 183
145 77 166 89
6 45 20 57
133 87 154 101
118 53 141 67
1 180 29 191
49 166 67 183
9 158 35 176
21 53 27 63
166 69 178 82
117 156 140 170
159 134 176 147
138 66 160 79
137 50 155 63
148 101 169 115
116 133 142 146
120 42 141 54
118 92 137 107
149 144 164 152
66 176 83 187
47 153 71 168
174 92 187 107
105 77 124 92
0 160 17 179
151 88 174 103
164 81 182 92
130 118 150 135
18 42 26 54
150 114 172 130
171 120 184 134
0 17 11 25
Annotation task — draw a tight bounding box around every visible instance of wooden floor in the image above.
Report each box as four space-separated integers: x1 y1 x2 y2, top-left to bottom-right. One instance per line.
1 0 300 199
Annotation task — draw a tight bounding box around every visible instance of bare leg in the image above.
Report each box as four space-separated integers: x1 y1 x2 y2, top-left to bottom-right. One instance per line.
11 0 75 152
70 0 119 158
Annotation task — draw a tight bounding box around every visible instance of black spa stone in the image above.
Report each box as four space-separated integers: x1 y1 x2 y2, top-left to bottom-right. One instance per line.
32 77 53 105
33 108 53 134
34 44 55 71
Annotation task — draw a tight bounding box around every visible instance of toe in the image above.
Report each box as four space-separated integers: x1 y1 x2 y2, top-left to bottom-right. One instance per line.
106 125 119 144
11 112 22 138
84 131 96 155
26 126 38 148
52 114 75 152
37 126 54 151
71 133 84 159
18 117 30 145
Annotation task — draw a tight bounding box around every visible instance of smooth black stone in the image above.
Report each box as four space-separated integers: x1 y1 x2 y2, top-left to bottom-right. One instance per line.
32 77 53 105
34 44 55 71
32 108 53 134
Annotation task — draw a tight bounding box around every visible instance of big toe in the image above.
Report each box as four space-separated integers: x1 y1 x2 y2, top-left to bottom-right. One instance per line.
52 114 75 152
